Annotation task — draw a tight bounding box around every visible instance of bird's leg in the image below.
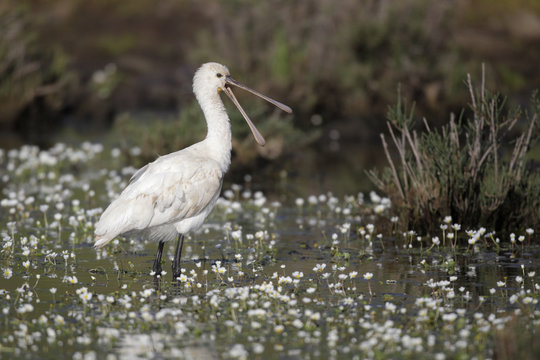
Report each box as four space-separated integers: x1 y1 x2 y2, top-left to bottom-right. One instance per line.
152 240 165 276
172 234 185 279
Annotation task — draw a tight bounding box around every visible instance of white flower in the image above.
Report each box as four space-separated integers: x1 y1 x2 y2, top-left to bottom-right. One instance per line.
385 302 397 312
231 230 242 241
228 344 248 359
3 268 12 279
366 224 375 233
442 313 457 322
141 289 154 298
54 315 65 326
79 292 93 303
252 343 264 355
313 263 326 272
343 297 354 305
17 303 34 314
274 325 284 334
369 191 381 203
363 272 373 280
278 276 292 284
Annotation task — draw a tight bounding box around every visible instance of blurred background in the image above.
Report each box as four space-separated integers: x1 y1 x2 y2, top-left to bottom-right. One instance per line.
1 0 539 195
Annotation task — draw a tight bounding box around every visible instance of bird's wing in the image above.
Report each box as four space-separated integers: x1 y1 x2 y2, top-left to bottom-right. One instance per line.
94 152 223 248
129 163 149 184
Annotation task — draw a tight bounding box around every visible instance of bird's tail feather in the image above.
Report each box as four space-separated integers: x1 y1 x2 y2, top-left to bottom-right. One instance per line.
93 196 154 249
94 235 113 249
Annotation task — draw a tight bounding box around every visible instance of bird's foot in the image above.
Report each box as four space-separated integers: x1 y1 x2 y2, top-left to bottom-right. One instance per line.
152 263 163 277
172 265 181 280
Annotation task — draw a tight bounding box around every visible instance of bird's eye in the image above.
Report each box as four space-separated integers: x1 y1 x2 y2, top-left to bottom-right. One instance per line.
216 73 223 78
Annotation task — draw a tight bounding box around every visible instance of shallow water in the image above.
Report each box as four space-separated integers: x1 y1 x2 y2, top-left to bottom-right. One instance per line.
1 143 539 359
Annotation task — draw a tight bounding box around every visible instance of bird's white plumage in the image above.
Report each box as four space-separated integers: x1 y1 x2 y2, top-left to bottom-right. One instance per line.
94 62 291 250
94 143 223 248
94 63 232 248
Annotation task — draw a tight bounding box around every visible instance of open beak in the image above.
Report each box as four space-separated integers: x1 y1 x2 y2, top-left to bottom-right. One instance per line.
223 76 293 146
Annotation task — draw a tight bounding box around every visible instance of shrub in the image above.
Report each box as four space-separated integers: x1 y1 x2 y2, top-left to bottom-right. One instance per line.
368 69 540 235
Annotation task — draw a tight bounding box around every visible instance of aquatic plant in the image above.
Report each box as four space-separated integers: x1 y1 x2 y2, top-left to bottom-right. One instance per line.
369 70 540 236
1 142 539 359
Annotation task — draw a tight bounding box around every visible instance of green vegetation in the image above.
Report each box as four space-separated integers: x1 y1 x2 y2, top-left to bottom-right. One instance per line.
0 4 76 132
369 71 540 235
2 1 540 153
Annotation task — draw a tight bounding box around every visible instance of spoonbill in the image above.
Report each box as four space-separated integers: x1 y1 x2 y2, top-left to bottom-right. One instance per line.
94 62 292 278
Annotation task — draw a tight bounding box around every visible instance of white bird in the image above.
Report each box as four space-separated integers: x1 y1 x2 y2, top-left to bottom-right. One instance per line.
94 62 292 278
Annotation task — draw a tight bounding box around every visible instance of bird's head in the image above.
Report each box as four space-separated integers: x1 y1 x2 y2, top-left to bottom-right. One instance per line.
193 62 292 146
193 62 231 94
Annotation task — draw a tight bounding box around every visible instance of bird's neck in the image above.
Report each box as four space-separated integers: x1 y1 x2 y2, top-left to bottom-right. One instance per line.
196 90 232 172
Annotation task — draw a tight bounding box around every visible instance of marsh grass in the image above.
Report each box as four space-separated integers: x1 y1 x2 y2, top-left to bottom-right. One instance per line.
369 69 540 236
